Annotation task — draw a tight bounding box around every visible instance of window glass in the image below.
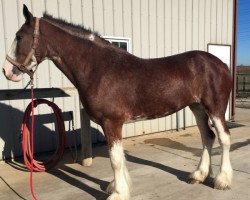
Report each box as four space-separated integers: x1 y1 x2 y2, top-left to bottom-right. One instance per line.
104 37 131 53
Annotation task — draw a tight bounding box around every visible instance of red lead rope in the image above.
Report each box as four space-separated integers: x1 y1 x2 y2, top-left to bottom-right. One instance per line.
21 81 67 200
30 82 37 200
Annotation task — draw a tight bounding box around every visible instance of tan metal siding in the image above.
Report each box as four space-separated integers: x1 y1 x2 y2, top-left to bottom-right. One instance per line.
132 0 141 56
93 0 104 33
113 0 123 36
227 0 233 44
149 0 157 58
157 0 165 58
141 0 149 58
198 0 205 50
0 0 82 160
205 0 211 49
103 0 114 36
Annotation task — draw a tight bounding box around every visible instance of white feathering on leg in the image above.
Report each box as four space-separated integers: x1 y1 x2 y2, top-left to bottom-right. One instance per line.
108 141 131 200
212 117 233 190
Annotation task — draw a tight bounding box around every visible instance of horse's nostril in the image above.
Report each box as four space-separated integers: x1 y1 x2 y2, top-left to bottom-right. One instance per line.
2 68 6 75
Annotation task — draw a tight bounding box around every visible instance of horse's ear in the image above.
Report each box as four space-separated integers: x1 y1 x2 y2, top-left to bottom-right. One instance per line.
23 4 33 24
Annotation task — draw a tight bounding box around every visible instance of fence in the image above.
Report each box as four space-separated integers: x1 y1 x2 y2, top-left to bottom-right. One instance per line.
236 68 250 97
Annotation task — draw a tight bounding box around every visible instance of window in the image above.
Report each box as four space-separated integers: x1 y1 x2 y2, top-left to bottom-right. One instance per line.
104 36 132 53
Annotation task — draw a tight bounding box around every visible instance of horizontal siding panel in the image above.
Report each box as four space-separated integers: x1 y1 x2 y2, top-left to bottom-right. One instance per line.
143 120 152 134
141 0 149 58
113 0 123 36
185 0 192 51
93 0 104 34
103 0 114 36
149 0 157 58
192 0 199 50
0 0 8 89
4 0 22 90
134 121 144 136
164 0 172 56
123 0 132 43
227 0 233 44
179 0 186 53
204 0 211 50
198 0 205 51
82 0 94 30
126 123 135 137
216 0 223 44
171 0 179 54
158 117 166 132
156 0 164 57
70 0 82 24
132 0 141 56
221 0 228 44
210 0 217 43
151 118 159 133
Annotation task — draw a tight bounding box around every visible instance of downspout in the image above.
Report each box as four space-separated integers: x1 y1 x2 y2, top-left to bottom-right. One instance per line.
231 0 238 121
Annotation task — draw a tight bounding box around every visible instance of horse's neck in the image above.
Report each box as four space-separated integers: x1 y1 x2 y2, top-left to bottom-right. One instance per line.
42 19 96 88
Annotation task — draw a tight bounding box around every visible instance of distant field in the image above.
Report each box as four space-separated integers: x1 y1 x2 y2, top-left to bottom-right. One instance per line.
237 67 250 98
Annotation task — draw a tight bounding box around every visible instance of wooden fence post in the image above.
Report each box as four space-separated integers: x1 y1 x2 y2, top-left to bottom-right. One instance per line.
79 102 93 166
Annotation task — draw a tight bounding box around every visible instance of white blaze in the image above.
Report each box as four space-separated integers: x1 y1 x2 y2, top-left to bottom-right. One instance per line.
2 39 22 81
8 39 18 59
3 38 38 82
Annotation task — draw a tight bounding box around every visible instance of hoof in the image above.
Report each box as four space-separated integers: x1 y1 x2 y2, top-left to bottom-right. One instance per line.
107 193 121 200
187 178 202 184
214 177 231 190
214 184 231 190
106 180 115 194
214 172 232 190
187 170 207 184
107 192 126 200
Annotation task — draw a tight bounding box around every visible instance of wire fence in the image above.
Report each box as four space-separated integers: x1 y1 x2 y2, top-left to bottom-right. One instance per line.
236 69 250 98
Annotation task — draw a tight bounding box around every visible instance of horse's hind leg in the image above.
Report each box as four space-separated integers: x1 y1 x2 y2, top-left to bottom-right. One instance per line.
102 119 131 200
210 115 232 190
188 103 215 184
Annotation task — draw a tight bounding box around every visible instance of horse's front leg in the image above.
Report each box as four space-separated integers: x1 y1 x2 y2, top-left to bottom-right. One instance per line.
102 119 131 200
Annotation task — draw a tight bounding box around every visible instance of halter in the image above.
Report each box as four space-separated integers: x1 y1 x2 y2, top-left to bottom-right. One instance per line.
6 18 40 79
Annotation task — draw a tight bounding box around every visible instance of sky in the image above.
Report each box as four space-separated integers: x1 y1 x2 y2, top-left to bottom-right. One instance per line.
237 0 250 66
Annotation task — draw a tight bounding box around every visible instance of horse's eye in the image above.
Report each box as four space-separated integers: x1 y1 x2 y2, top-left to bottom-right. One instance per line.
16 35 22 41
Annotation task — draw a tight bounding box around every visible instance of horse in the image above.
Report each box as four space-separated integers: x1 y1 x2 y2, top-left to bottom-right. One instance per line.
2 5 233 200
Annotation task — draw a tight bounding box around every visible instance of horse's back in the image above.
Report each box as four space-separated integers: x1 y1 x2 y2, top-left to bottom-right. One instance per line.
125 50 232 120
86 50 232 123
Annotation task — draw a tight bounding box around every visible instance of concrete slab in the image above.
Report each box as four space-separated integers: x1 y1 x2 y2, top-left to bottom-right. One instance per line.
0 107 250 200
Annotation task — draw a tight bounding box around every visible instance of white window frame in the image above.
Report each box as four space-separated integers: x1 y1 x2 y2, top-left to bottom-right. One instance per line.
104 36 132 53
207 44 231 121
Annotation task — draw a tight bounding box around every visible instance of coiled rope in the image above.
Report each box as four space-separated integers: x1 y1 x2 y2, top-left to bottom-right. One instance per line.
22 98 66 172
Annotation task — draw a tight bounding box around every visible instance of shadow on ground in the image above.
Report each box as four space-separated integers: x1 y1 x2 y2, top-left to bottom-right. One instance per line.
3 124 250 199
144 137 250 157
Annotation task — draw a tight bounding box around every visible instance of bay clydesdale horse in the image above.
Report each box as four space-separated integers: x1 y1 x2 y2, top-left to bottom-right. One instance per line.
2 5 233 200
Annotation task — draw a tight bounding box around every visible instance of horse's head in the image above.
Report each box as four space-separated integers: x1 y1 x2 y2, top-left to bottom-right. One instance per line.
2 5 46 82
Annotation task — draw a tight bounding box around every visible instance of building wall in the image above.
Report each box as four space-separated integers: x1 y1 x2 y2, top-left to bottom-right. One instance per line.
0 0 235 159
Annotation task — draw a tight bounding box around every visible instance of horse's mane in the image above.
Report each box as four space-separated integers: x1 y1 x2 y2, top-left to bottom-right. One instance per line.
42 12 109 44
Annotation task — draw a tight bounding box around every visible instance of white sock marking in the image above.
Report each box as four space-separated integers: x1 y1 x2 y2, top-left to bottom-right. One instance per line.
110 141 131 200
190 109 213 182
212 117 233 188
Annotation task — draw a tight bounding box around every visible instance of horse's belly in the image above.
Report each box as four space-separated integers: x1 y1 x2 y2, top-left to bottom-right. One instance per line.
129 94 192 122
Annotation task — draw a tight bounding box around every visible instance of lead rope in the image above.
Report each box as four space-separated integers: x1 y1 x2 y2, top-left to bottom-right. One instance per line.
24 77 77 200
30 78 38 200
